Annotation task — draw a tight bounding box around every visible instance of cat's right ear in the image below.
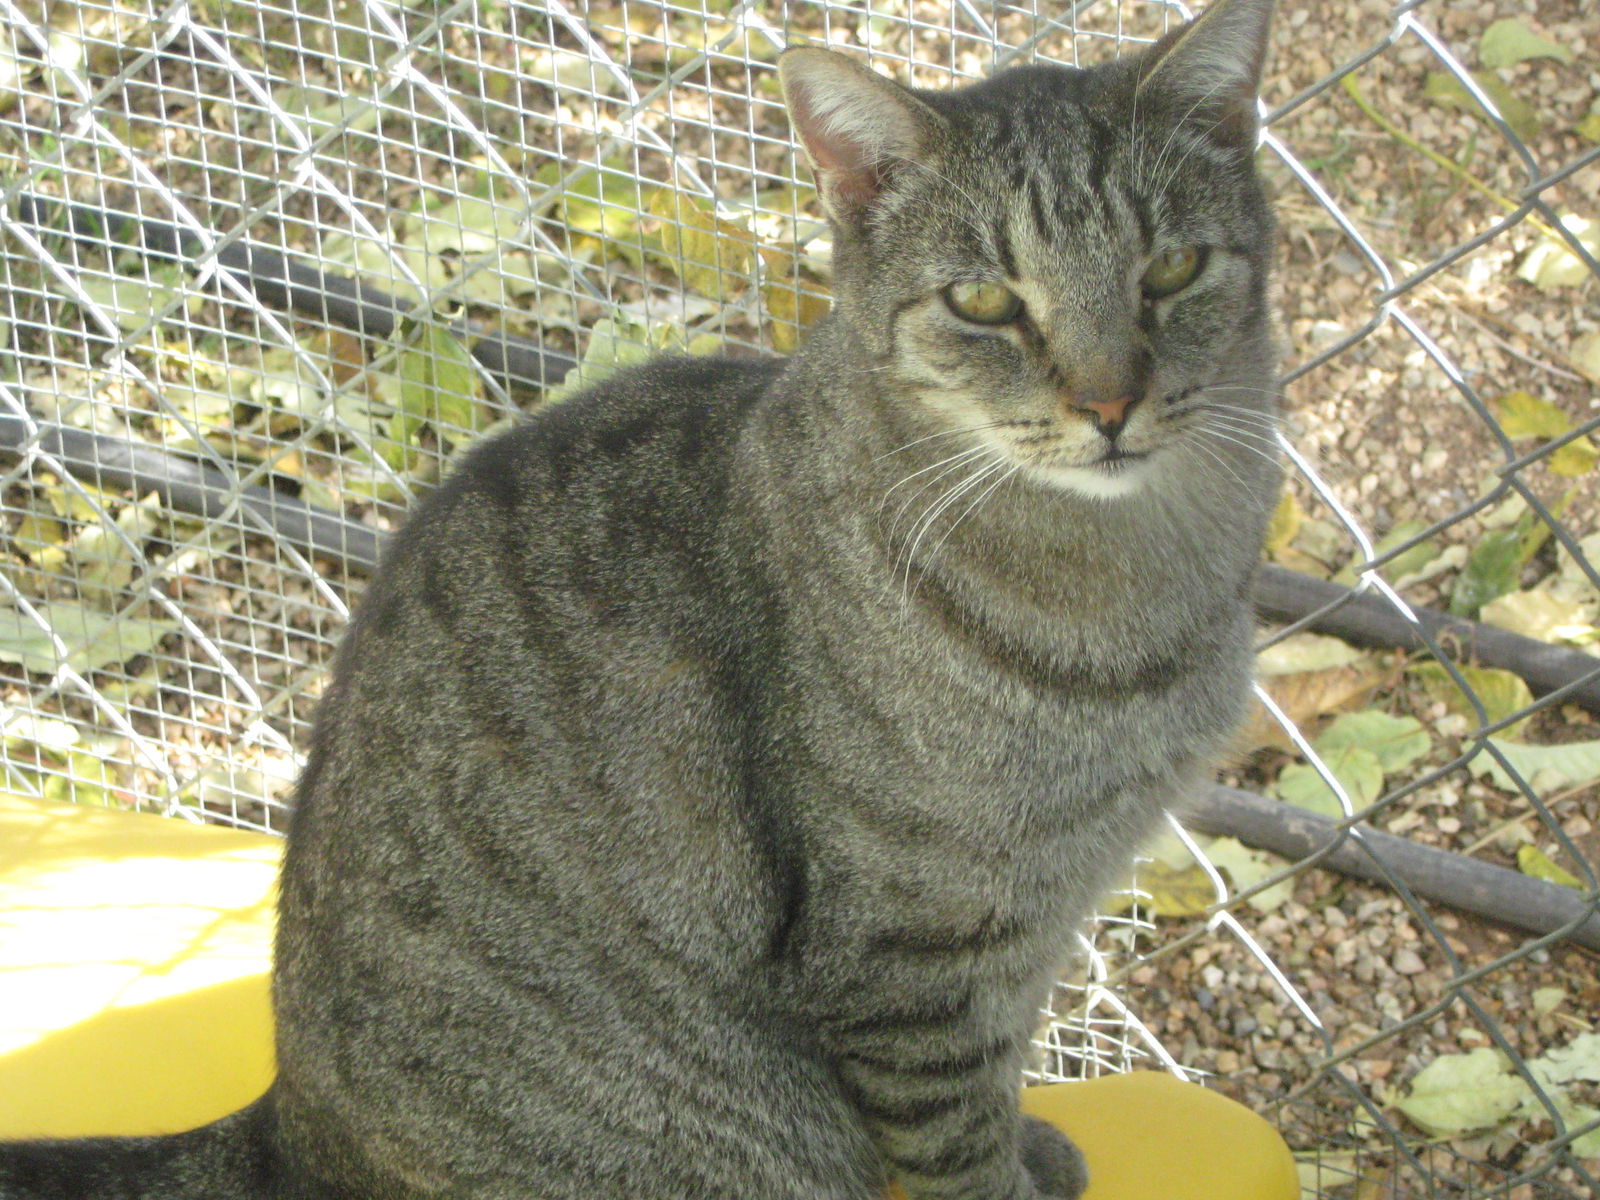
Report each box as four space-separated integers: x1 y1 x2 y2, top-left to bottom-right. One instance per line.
777 47 943 228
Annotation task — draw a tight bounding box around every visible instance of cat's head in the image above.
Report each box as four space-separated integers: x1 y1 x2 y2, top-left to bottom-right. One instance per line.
778 0 1278 502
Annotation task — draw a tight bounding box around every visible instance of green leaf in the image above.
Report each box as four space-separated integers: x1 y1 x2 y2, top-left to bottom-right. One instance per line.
1202 836 1293 913
521 47 627 94
0 713 80 753
1565 1106 1600 1157
1409 662 1533 737
1452 527 1522 616
406 194 529 256
1471 737 1600 796
271 85 382 140
39 750 120 808
0 600 181 675
1521 1036 1600 1157
1531 1032 1600 1086
1333 520 1438 587
1478 18 1574 69
1578 101 1600 145
1275 745 1383 818
1517 845 1584 890
535 157 664 255
395 321 483 447
76 272 187 332
69 491 163 606
1423 70 1541 142
1392 1048 1532 1136
1532 987 1566 1016
1318 711 1431 773
544 316 656 404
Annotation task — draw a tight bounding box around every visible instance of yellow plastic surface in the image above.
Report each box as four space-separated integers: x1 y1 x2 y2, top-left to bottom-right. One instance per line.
0 796 1296 1199
884 1073 1298 1199
0 793 279 1138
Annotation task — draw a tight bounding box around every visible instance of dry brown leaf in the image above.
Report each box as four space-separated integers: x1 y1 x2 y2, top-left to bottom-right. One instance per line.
1239 662 1392 753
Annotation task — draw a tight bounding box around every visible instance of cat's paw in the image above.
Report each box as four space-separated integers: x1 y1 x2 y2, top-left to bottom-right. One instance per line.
1018 1115 1088 1200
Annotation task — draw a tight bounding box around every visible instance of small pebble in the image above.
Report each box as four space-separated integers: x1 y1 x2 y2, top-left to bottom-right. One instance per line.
1394 949 1426 975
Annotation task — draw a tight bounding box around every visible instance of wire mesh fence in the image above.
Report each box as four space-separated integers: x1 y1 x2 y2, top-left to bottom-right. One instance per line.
1 0 1597 1194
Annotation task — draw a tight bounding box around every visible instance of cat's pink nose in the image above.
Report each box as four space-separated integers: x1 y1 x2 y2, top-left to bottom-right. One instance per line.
1082 395 1134 426
1069 393 1138 437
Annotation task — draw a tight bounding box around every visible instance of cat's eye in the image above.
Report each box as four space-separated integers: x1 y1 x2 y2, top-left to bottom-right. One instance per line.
943 280 1023 325
1141 246 1205 299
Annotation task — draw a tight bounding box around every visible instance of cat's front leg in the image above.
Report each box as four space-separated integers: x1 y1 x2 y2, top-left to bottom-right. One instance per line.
823 1018 1086 1200
1018 1113 1088 1199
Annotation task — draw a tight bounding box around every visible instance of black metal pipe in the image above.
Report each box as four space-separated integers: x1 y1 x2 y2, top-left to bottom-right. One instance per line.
0 410 384 571
1189 784 1600 954
1255 564 1600 714
11 194 577 394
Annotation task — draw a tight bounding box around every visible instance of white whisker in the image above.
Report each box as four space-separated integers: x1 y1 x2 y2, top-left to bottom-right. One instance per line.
923 462 1021 572
896 456 1009 608
874 421 1008 461
879 444 994 533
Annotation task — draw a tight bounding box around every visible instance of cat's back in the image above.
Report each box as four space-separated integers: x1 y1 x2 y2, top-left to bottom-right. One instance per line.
320 353 781 704
389 353 781 598
284 352 789 935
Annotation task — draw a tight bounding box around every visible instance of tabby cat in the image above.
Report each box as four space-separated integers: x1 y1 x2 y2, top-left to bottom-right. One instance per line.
0 0 1281 1196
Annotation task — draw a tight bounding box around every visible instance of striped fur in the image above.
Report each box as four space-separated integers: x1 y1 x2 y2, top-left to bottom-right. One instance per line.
0 2 1278 1197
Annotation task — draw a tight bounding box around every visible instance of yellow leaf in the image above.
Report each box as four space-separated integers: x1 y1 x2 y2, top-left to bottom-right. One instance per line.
1518 214 1600 292
1578 101 1600 145
1103 860 1215 918
1265 488 1303 559
649 190 755 301
1492 390 1596 476
1517 845 1583 890
1573 331 1600 385
1410 662 1534 738
1256 632 1367 676
1241 662 1388 753
1480 584 1597 645
1494 389 1569 439
764 276 832 352
12 511 67 562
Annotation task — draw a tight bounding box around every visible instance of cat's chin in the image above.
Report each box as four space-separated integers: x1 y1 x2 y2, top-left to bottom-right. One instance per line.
1023 456 1155 501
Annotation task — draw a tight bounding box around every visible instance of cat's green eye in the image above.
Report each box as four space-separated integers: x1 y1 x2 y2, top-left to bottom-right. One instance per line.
1141 246 1205 299
943 280 1023 326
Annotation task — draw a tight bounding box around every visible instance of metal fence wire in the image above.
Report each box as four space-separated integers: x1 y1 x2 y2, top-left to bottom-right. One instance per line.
2 0 1598 1193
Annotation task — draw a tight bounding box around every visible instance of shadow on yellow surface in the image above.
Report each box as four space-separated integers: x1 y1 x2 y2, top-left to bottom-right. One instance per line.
0 793 279 1139
0 973 274 1139
0 795 1295 1197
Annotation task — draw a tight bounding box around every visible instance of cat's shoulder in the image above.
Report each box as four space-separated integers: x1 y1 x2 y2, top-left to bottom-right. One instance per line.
462 352 781 484
389 351 784 551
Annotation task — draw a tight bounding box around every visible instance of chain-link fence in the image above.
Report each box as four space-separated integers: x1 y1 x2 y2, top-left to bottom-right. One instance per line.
2 0 1597 1195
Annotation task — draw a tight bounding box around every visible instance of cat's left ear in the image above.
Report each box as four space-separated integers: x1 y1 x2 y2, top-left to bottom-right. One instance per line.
1135 0 1274 147
777 47 945 229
